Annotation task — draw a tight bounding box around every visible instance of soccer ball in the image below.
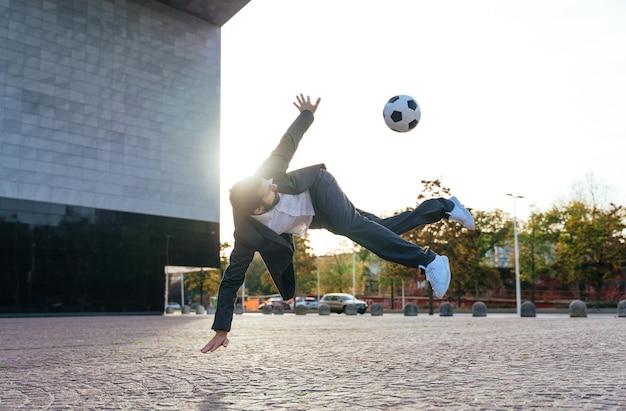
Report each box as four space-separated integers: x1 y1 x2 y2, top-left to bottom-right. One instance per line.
382 95 421 132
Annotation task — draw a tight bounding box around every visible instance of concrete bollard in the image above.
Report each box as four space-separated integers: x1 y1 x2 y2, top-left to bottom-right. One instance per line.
521 301 536 317
295 305 307 315
206 306 216 314
318 303 330 315
439 302 453 317
273 305 284 315
234 304 243 315
195 305 205 315
165 306 174 314
370 303 383 316
403 303 418 317
472 301 487 317
617 300 626 317
261 304 273 315
569 300 587 317
344 304 357 315
182 305 190 315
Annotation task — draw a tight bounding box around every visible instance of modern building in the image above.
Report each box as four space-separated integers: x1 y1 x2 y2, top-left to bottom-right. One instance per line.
0 0 250 314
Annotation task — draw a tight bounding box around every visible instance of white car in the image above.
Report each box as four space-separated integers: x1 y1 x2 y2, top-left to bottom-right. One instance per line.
290 296 318 310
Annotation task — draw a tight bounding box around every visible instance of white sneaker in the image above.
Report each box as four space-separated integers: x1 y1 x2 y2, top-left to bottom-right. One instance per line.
424 255 451 298
448 196 476 230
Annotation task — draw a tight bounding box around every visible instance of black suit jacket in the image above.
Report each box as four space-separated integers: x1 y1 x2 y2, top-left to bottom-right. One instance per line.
213 110 324 331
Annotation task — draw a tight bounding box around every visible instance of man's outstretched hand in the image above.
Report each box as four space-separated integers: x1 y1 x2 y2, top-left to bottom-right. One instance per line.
293 94 321 114
200 330 229 353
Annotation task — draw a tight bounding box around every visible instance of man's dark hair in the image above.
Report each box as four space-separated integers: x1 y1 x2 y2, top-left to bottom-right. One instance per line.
229 176 264 215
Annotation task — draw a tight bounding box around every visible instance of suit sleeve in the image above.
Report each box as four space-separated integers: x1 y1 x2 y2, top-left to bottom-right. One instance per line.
255 110 314 180
211 242 255 332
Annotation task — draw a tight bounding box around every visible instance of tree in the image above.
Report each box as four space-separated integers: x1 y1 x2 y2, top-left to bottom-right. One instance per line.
358 248 385 296
234 234 319 298
415 180 491 308
243 253 272 295
517 208 560 302
445 215 489 305
382 179 488 309
554 201 626 303
183 242 230 306
477 209 510 267
293 235 318 295
184 268 221 306
320 252 354 294
388 180 452 303
568 172 613 210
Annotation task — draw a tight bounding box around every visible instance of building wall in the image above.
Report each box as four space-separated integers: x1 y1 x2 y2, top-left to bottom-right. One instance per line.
0 0 221 313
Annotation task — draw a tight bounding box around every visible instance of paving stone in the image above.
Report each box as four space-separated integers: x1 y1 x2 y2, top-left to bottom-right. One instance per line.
0 313 624 410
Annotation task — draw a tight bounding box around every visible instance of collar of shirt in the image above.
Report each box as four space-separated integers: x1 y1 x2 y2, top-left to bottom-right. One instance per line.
251 191 315 236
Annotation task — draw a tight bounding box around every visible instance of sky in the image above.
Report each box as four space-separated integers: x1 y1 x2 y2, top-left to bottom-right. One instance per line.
219 0 626 256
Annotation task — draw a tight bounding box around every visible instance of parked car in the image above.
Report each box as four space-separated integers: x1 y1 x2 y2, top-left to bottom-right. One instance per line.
319 293 367 314
259 297 291 311
290 296 318 310
166 302 181 310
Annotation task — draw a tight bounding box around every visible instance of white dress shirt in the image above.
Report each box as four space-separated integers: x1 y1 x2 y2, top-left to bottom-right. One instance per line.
251 190 315 237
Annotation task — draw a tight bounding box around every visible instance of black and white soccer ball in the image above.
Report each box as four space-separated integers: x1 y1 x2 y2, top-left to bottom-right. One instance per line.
382 95 421 132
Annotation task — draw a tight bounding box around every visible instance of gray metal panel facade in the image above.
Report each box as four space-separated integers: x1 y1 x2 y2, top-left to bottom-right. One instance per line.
0 0 220 223
0 0 244 313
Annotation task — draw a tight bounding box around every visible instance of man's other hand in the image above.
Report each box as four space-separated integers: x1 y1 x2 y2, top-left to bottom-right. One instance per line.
200 330 229 353
293 94 321 114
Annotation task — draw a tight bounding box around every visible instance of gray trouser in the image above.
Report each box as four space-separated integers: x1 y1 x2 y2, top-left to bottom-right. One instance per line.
309 170 453 268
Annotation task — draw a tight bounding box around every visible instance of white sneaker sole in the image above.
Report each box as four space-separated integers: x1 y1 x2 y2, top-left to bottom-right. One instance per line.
449 196 476 230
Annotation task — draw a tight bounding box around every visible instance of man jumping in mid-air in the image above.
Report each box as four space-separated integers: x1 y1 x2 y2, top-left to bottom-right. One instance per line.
201 94 475 353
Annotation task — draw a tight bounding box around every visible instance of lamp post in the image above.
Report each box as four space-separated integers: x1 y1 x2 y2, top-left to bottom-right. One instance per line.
506 193 524 316
352 243 357 303
317 256 321 302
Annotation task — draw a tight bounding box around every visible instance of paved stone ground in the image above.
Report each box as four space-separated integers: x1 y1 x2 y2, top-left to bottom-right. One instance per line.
0 311 625 410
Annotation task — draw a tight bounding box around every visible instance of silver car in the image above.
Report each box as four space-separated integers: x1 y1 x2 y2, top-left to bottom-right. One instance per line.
319 293 367 314
291 296 318 310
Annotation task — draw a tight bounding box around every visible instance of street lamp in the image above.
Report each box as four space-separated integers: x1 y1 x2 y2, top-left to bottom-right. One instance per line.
352 243 357 303
506 193 524 317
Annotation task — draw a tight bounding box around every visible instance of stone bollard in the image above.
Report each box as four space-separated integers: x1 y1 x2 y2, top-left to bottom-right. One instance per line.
182 305 190 315
261 304 273 315
165 306 174 314
206 306 216 314
439 302 453 317
403 303 418 317
318 303 330 315
234 304 243 315
273 305 284 315
569 300 587 317
295 305 307 316
521 301 536 317
370 303 383 316
195 305 205 315
618 300 626 317
472 301 487 317
344 304 358 315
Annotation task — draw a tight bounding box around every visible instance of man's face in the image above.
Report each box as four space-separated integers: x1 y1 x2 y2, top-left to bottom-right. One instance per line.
253 179 278 215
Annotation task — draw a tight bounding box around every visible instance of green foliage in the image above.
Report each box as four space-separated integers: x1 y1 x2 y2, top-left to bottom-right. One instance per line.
224 177 626 306
554 201 626 302
293 236 318 295
309 178 625 305
320 253 354 294
475 209 510 260
518 208 560 283
245 253 272 295
229 235 319 297
384 180 493 304
183 268 221 305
